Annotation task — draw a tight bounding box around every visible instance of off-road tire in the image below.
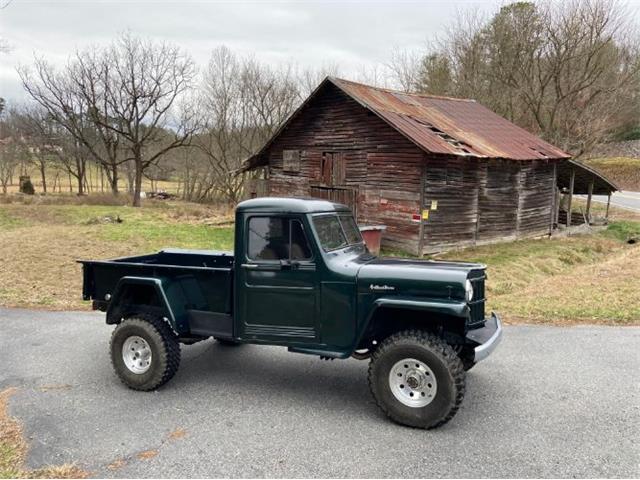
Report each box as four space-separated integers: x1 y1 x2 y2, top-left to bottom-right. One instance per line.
461 357 476 372
214 337 241 346
368 330 465 429
110 314 181 391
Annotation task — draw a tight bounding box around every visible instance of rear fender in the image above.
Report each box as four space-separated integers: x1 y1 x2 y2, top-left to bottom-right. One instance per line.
354 297 469 350
105 276 188 334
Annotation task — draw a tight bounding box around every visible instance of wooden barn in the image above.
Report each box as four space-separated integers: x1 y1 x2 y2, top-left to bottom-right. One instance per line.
243 77 617 255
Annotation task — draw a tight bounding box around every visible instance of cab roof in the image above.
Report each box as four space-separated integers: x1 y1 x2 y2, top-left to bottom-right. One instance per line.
236 197 352 214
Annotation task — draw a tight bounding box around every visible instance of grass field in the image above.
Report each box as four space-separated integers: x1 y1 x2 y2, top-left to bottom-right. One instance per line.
0 197 233 310
5 164 182 196
0 194 639 324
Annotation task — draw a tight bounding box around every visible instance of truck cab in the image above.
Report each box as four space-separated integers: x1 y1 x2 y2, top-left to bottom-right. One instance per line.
81 197 502 429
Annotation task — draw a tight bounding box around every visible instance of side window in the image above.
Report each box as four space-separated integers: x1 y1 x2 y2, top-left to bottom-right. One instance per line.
248 217 289 261
247 217 312 261
290 220 312 260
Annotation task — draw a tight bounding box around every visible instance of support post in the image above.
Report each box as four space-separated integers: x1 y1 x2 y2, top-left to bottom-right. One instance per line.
586 178 594 224
605 192 612 220
549 162 557 235
567 169 575 227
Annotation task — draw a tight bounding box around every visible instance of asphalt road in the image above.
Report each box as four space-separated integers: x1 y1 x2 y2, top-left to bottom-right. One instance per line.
1 308 638 478
580 190 640 212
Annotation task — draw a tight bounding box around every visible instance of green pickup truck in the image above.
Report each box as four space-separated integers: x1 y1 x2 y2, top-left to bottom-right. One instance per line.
80 197 502 429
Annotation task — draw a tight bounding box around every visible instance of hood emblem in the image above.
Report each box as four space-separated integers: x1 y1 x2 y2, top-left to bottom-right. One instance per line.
369 284 396 291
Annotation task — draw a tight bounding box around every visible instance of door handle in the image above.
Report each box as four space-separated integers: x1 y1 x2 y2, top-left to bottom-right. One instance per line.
280 260 302 271
241 263 282 271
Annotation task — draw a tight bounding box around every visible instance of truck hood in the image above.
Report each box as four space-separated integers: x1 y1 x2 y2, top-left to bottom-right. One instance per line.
356 257 485 301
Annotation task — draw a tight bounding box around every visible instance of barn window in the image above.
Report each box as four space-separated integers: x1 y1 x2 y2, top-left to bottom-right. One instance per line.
282 150 301 172
321 152 346 186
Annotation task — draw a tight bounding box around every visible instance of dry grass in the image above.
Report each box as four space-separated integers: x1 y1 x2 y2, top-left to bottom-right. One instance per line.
167 428 187 440
430 203 640 325
135 450 158 461
584 156 640 191
1 196 639 324
0 200 233 310
4 164 182 197
0 388 87 479
497 245 640 324
106 459 126 471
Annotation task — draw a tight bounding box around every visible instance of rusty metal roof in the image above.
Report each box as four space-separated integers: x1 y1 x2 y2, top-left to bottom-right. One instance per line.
557 159 619 194
243 76 571 172
330 77 570 160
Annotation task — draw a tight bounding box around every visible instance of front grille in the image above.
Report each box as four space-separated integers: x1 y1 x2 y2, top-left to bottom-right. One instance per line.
468 274 486 326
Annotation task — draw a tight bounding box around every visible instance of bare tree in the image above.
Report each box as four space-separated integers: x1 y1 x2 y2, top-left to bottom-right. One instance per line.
93 35 198 206
295 62 341 98
19 33 198 206
19 57 103 195
412 0 640 156
194 46 300 204
20 52 126 194
386 47 422 92
0 108 31 193
13 105 57 193
0 138 19 194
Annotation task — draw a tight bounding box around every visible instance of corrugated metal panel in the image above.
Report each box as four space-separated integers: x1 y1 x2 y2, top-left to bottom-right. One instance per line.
332 77 570 161
556 159 619 194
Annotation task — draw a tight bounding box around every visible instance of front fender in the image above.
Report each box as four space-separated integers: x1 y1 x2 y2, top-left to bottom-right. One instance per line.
105 276 188 334
352 296 469 353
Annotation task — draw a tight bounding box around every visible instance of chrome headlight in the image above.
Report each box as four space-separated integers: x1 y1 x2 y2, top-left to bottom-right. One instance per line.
465 279 474 302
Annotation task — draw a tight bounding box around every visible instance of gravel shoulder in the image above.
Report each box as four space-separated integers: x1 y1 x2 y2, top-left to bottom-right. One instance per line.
0 308 638 478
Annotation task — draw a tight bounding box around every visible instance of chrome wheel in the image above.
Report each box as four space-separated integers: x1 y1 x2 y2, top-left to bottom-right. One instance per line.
388 358 437 408
122 335 152 374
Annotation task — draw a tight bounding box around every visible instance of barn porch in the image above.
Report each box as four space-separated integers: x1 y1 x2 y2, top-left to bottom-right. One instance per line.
556 160 619 228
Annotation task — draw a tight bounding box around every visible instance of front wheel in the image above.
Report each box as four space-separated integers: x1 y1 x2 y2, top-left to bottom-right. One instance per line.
368 330 465 429
110 314 181 391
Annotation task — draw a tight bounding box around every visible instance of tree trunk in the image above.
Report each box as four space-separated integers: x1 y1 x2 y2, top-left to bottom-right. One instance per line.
110 165 119 195
109 169 120 195
105 163 119 195
77 175 84 195
40 163 47 193
77 161 85 195
132 152 143 207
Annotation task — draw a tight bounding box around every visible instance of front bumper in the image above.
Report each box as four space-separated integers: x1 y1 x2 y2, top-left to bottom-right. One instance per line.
466 312 503 362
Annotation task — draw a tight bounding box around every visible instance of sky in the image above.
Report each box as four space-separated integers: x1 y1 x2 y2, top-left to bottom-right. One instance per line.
2 0 637 105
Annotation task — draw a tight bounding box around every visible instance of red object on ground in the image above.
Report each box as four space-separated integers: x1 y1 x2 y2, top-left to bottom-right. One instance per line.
359 225 387 256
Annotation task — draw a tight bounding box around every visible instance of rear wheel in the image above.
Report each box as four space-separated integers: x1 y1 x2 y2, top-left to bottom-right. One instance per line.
110 314 181 391
368 330 465 429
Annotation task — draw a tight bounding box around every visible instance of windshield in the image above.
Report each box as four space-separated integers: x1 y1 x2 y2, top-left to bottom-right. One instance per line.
313 214 363 252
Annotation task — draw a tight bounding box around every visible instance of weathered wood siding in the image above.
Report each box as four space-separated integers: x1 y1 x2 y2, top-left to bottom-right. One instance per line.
264 83 423 253
516 161 556 237
257 82 558 255
421 157 556 254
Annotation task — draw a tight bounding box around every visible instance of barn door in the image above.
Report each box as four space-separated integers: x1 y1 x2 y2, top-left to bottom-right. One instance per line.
321 152 346 186
311 152 357 215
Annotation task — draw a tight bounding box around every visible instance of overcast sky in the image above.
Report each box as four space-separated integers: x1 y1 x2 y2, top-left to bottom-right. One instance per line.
2 0 637 105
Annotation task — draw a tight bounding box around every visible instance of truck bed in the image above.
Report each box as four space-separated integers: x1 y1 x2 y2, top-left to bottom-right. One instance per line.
79 249 235 337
